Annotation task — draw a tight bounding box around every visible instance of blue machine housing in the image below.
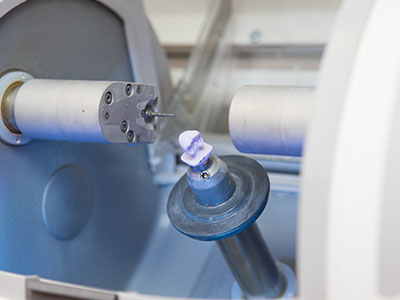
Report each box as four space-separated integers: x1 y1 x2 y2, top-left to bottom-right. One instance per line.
0 0 162 290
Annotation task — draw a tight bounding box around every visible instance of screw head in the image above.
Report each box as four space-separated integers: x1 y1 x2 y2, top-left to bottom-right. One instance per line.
105 91 113 105
125 84 132 96
136 86 141 94
127 130 134 143
120 120 128 133
250 30 262 44
200 171 210 180
104 111 110 120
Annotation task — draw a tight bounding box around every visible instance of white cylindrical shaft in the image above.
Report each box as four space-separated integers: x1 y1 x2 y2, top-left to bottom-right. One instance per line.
229 85 314 157
14 79 108 143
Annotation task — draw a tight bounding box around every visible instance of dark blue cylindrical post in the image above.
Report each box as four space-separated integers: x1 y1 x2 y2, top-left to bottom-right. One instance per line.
168 153 284 298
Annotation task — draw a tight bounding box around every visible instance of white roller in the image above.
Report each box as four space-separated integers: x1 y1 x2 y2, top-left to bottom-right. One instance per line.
8 78 160 144
229 85 314 157
14 79 109 143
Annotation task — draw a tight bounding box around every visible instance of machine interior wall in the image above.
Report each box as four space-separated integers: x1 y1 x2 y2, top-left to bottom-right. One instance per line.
0 0 161 291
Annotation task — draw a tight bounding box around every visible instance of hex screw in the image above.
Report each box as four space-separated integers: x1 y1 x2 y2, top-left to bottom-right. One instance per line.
125 84 132 96
127 130 134 143
250 30 262 44
120 120 128 133
200 171 210 180
104 111 110 120
105 91 113 105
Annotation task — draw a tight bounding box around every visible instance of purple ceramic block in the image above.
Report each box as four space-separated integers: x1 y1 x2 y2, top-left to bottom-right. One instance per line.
179 130 213 167
179 130 203 155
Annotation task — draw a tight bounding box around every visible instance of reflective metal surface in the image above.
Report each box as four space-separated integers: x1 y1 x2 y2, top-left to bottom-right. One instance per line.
217 223 284 298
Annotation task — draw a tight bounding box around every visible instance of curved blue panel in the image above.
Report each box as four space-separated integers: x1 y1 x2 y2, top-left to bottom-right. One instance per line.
42 165 93 240
0 0 160 291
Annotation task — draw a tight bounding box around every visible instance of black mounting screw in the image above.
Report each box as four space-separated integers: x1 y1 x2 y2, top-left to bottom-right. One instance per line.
125 84 132 96
120 120 128 133
127 130 134 143
105 91 113 105
200 171 210 179
104 111 110 120
136 86 141 94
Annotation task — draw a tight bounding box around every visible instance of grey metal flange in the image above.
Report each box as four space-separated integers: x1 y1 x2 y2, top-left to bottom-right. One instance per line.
168 155 269 241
